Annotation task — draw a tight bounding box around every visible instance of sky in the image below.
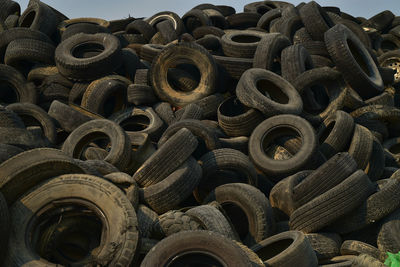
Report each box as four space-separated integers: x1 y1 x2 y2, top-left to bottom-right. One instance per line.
14 0 400 21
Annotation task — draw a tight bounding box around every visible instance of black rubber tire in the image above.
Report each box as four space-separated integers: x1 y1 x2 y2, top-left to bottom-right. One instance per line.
317 110 355 159
141 230 262 267
281 44 314 83
0 105 24 128
351 254 386 267
47 100 92 133
125 19 156 41
140 43 164 63
192 26 225 39
186 205 237 240
133 128 198 187
341 240 382 260
348 124 374 170
251 230 318 267
253 33 291 73
0 65 37 104
0 191 9 263
221 30 266 58
195 148 258 202
158 119 221 152
110 106 164 142
213 54 253 80
83 146 108 160
0 0 20 22
226 12 261 30
127 84 157 106
140 157 202 214
377 208 400 254
236 68 303 117
299 1 335 41
145 11 185 36
306 233 341 261
61 22 111 41
217 96 264 137
153 102 176 126
176 103 203 121
289 170 374 233
4 174 139 266
325 24 384 100
150 42 217 107
81 78 127 117
61 119 131 171
257 8 283 31
155 210 202 237
7 102 57 144
365 138 385 181
68 82 88 104
292 152 358 209
137 204 159 238
249 114 317 177
311 55 334 68
103 171 139 209
0 143 23 165
194 93 224 119
18 0 59 36
203 183 275 247
55 33 122 81
0 148 85 204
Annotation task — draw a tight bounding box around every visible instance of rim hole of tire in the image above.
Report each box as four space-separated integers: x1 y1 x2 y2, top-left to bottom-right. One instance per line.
303 85 330 115
120 114 150 131
389 143 400 154
219 97 248 116
166 251 226 267
0 80 19 104
254 238 294 261
347 39 372 77
103 86 126 118
262 127 302 160
319 121 335 144
20 10 36 27
72 43 105 59
167 63 201 92
256 79 289 104
221 203 249 241
32 204 103 265
231 34 261 43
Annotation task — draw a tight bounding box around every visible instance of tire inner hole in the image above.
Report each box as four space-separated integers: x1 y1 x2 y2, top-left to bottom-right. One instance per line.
256 79 289 104
262 127 302 160
72 43 105 59
389 143 400 155
0 80 19 104
231 34 261 43
221 202 249 241
120 114 150 132
167 251 225 267
254 238 294 261
347 38 372 77
20 10 36 27
167 63 201 92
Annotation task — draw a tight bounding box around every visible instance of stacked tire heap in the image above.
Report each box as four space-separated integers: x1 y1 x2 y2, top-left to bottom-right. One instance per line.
0 0 400 266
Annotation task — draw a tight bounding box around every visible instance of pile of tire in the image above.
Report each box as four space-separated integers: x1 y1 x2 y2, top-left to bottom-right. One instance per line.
0 0 400 266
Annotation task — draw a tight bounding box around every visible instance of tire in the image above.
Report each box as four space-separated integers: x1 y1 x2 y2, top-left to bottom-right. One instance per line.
269 170 312 217
306 233 341 261
68 82 88 104
140 43 164 63
176 103 203 121
156 210 202 237
153 102 176 126
340 240 382 260
195 148 258 202
61 119 131 171
18 0 59 36
203 183 275 247
141 230 262 267
61 22 111 41
0 148 85 204
0 64 37 104
226 12 261 30
0 144 23 165
217 96 264 137
58 17 110 33
0 191 9 263
252 33 291 73
325 24 383 99
110 106 164 142
48 100 92 133
167 67 200 92
7 102 57 144
133 128 198 187
377 208 400 254
317 111 355 159
137 204 159 238
134 68 149 85
104 172 139 209
194 93 224 119
249 114 317 177
140 157 202 214
251 230 318 267
292 152 358 209
83 159 120 176
83 146 108 160
145 11 185 36
351 254 386 267
348 124 374 170
4 174 139 267
289 170 374 233
55 33 122 81
236 68 303 117
299 1 335 41
150 42 217 107
311 55 334 68
125 19 155 41
158 119 221 152
81 78 127 117
365 138 385 181
213 54 253 80
186 205 237 240
221 30 266 58
127 84 158 106
0 105 25 128
192 25 225 39
281 44 314 83
0 0 20 21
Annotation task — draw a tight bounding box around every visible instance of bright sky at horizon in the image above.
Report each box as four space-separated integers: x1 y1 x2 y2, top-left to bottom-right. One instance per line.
14 0 400 21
